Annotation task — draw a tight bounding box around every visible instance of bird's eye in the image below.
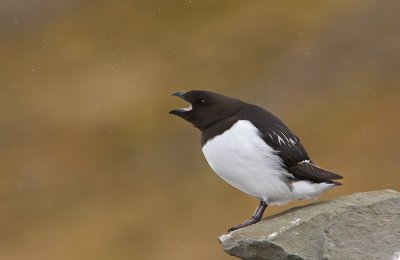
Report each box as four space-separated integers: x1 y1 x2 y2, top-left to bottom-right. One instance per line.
200 99 207 105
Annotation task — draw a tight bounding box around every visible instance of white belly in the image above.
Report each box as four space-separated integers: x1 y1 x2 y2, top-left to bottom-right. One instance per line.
201 120 334 204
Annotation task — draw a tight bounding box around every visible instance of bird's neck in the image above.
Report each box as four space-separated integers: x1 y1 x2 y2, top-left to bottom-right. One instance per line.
200 117 237 147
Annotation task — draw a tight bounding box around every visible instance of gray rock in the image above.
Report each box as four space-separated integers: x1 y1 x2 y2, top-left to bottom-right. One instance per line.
219 190 400 260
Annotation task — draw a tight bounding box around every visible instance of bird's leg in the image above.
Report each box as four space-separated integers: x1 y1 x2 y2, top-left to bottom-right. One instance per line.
228 200 268 232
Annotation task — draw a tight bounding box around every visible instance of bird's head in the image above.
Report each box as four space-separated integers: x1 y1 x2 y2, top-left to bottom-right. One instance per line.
169 90 241 130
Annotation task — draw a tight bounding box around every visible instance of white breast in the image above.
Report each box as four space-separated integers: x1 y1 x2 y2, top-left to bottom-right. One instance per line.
201 120 334 204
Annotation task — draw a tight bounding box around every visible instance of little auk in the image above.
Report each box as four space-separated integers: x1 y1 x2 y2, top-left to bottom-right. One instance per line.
169 90 342 232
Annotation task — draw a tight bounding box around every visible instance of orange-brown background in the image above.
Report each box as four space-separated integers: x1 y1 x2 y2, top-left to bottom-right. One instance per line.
1 1 399 259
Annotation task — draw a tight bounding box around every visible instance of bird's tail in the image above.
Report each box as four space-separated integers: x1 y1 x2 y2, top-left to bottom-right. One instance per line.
290 161 343 185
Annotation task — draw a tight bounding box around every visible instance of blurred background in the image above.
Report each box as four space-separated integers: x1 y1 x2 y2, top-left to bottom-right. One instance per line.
1 0 399 259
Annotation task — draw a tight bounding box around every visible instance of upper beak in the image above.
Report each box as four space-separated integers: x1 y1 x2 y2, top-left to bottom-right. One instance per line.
171 92 186 99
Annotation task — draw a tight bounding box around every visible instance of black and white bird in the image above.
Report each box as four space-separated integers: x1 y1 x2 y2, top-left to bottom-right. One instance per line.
169 90 342 231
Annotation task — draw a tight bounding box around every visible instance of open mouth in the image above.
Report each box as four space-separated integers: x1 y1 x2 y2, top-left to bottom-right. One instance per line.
180 104 192 111
169 92 192 114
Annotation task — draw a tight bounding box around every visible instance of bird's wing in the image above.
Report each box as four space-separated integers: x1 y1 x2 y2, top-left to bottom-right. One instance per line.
257 124 309 166
250 118 342 183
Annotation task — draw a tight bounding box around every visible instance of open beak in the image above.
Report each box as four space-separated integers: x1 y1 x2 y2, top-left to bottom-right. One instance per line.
169 92 193 115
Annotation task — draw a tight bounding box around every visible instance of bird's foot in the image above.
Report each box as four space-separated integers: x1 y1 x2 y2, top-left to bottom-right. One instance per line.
228 217 261 232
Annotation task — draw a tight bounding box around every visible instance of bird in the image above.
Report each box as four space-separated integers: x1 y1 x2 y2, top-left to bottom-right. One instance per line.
169 90 342 232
